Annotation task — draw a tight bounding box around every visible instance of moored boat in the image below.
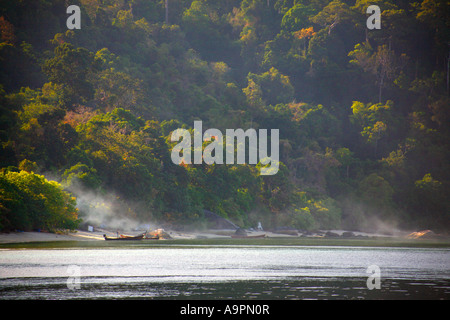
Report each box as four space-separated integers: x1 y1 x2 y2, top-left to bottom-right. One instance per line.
103 233 145 241
144 235 159 240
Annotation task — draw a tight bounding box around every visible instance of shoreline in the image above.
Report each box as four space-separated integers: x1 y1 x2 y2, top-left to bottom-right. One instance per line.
0 230 105 244
0 228 448 246
0 228 385 244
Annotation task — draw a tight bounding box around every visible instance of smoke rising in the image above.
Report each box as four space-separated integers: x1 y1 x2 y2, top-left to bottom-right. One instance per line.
340 197 408 236
65 179 155 232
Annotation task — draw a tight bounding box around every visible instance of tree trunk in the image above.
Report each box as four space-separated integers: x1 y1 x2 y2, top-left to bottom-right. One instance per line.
378 76 383 104
447 47 449 95
165 0 169 24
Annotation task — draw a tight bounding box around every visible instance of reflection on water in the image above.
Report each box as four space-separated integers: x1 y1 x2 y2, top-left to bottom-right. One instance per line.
0 245 449 299
1 277 449 300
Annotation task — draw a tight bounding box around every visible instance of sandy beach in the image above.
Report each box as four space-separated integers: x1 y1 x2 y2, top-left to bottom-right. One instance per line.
0 230 105 243
0 228 402 244
0 229 259 243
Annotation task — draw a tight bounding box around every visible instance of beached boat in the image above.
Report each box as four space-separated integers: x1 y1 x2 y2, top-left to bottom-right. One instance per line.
143 235 159 240
103 233 145 241
119 233 146 239
231 234 266 239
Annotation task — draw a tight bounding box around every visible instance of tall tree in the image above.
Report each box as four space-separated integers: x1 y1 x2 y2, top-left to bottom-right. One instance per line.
43 43 100 106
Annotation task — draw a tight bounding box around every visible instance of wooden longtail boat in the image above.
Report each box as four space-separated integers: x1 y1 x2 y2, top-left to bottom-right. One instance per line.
144 235 159 240
119 233 145 239
103 233 145 241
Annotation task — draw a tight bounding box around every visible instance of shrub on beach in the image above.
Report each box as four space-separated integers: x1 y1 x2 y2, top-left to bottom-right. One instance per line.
0 169 80 232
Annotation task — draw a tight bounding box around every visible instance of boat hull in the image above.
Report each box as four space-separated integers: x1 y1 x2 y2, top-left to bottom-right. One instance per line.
103 234 145 241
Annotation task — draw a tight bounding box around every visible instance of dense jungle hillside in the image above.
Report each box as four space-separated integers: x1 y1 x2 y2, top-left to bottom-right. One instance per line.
0 0 449 233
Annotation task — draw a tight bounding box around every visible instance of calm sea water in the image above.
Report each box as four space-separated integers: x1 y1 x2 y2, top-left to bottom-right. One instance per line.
1 245 449 299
